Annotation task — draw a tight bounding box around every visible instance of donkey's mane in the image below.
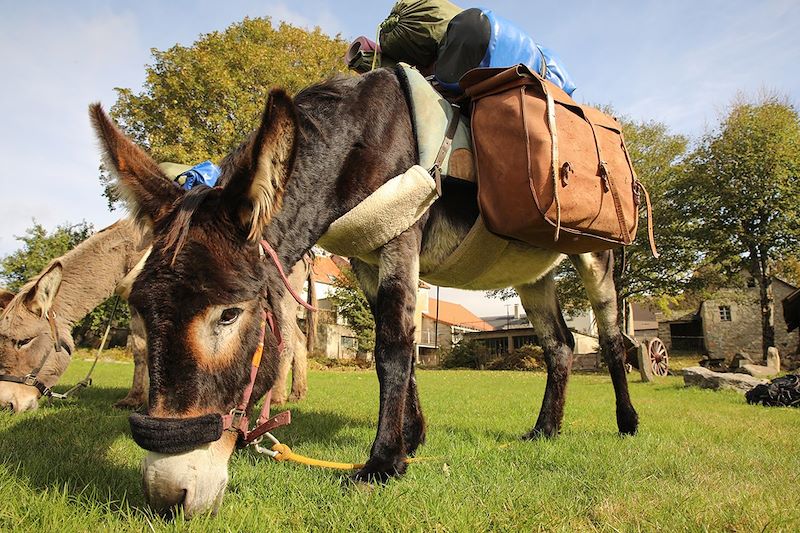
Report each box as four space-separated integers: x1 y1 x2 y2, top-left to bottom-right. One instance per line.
162 74 364 261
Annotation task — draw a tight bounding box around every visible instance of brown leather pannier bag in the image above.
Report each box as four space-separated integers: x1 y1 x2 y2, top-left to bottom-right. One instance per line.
460 65 657 256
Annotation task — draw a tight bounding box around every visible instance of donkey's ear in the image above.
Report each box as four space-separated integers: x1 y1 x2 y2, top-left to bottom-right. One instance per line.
224 89 298 241
0 288 15 312
90 104 181 224
24 263 62 317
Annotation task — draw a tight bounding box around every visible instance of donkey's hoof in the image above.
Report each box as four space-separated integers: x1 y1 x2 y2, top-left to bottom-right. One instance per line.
287 391 306 403
617 408 639 436
352 455 407 484
521 426 558 440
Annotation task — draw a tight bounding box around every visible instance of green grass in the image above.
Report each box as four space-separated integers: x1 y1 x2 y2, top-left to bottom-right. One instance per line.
1 360 799 532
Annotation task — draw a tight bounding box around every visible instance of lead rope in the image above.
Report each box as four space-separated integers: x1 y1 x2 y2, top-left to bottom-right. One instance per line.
50 295 122 400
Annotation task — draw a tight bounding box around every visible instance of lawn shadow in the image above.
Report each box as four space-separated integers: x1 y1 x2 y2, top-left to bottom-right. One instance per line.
0 386 147 512
264 406 372 449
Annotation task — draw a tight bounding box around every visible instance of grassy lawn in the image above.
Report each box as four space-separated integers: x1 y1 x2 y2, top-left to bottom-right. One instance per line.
1 359 798 532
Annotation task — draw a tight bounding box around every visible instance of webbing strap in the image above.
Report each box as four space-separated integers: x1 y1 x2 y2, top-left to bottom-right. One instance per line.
429 103 461 196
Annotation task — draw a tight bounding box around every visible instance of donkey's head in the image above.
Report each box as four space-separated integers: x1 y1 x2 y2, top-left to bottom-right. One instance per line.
0 265 74 413
90 91 298 517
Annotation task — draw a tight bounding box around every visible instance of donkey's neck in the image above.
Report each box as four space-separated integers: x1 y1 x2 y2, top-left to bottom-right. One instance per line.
53 218 148 326
265 69 416 268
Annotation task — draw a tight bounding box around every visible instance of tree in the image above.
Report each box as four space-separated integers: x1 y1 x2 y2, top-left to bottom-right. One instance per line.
681 93 800 357
103 17 348 207
0 220 129 344
328 264 375 358
0 221 93 291
487 117 696 326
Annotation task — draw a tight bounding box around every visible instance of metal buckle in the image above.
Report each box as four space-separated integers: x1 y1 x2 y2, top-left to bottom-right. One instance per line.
227 407 248 433
23 374 37 387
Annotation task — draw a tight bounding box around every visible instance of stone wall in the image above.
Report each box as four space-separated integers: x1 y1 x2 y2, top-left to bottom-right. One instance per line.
702 281 799 360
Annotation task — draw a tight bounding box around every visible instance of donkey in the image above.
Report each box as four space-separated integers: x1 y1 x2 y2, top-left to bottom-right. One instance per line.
0 219 314 413
91 68 637 517
0 218 151 412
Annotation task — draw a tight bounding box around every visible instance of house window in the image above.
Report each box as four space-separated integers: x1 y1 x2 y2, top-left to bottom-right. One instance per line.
340 336 357 351
719 305 732 321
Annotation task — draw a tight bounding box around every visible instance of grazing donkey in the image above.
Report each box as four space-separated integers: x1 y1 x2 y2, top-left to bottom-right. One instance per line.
0 219 151 412
91 68 637 517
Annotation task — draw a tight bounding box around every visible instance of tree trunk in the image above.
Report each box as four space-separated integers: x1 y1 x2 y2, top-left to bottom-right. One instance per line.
753 247 775 360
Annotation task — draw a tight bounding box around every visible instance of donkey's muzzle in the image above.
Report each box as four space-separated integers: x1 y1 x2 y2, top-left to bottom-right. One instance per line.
129 412 223 454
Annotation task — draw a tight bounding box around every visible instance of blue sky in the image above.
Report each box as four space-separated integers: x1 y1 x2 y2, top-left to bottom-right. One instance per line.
0 0 798 314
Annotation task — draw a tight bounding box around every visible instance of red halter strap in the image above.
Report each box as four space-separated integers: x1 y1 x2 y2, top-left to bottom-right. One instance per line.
221 240 316 443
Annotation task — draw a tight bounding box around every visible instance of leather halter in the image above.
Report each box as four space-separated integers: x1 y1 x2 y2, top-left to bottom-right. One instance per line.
129 240 317 453
0 310 72 397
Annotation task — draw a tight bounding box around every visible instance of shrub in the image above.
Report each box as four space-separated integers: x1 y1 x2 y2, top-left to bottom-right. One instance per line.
487 344 544 371
441 340 493 369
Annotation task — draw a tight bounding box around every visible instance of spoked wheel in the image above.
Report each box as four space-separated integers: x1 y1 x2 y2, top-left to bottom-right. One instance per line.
648 338 669 376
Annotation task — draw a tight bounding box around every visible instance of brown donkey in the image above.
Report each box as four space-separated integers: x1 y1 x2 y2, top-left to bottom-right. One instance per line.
0 218 151 412
91 69 637 517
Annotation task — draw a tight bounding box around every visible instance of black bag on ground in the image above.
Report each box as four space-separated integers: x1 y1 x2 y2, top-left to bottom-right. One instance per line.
745 374 800 407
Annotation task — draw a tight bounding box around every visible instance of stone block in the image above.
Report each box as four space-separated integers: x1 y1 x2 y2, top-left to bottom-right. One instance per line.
683 366 766 394
767 347 780 372
737 364 778 379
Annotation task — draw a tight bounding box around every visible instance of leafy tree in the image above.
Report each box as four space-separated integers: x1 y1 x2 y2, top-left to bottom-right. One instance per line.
0 221 93 291
487 117 695 326
328 264 375 358
680 93 800 357
0 220 129 344
103 17 348 207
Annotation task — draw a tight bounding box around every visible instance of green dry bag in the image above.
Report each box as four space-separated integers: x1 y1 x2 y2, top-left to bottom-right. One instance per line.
379 0 462 68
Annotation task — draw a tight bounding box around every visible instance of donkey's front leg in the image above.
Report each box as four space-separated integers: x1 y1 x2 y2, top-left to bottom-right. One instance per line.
353 233 420 482
570 251 638 435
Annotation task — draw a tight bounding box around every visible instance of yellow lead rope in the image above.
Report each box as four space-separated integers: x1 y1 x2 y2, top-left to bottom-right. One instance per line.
266 442 433 471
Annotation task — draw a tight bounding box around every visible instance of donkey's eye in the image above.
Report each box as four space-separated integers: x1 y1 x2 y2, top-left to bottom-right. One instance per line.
219 308 243 326
16 338 34 349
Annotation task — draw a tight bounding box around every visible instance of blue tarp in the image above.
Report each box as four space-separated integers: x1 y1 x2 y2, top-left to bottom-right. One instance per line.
176 160 220 190
481 9 576 96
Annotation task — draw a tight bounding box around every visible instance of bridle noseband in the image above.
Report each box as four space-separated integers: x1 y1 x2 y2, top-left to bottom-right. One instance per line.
129 240 316 454
0 310 72 398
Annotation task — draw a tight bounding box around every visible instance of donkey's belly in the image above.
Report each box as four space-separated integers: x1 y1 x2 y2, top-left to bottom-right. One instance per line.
419 217 563 290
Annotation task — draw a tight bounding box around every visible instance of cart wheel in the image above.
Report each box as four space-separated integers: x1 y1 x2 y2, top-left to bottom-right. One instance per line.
648 338 669 376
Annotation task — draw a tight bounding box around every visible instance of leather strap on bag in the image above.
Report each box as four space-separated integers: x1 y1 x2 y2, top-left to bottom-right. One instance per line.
637 182 659 258
541 84 561 241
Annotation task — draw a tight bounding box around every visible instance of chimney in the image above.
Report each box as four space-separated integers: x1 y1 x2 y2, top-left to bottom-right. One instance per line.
514 304 520 320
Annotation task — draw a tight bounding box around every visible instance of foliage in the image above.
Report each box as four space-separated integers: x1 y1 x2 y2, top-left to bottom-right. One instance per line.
103 17 348 208
679 92 800 354
0 220 129 343
0 221 93 291
308 351 372 370
327 263 375 356
440 339 492 369
3 360 800 531
486 344 544 371
487 116 693 314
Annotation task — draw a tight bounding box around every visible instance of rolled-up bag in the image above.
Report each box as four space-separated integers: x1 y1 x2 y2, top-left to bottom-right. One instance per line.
379 0 462 68
435 8 576 96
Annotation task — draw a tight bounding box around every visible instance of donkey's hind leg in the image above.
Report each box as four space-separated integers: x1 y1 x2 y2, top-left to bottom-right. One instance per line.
570 251 638 435
516 272 575 439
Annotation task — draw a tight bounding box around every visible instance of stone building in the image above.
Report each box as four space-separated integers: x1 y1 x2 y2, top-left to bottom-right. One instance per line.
657 277 799 360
